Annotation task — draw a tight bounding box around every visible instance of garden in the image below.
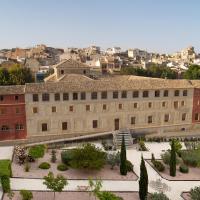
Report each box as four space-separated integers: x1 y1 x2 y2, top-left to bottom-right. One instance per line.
12 143 137 180
147 139 200 180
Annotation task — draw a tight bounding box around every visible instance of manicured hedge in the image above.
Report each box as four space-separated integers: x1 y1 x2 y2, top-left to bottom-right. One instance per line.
1 176 10 193
0 160 12 177
38 162 51 169
57 163 68 171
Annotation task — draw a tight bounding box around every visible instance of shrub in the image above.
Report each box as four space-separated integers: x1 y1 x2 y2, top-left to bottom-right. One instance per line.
1 176 10 193
107 152 120 169
38 162 51 169
180 149 200 167
126 160 133 172
0 160 12 177
61 150 74 165
153 160 165 172
97 191 123 200
151 153 155 163
69 143 106 170
57 163 68 171
138 140 148 151
51 149 57 163
20 190 33 200
190 186 200 200
24 162 30 172
149 192 169 200
14 146 27 165
179 164 189 173
28 145 45 159
161 151 181 165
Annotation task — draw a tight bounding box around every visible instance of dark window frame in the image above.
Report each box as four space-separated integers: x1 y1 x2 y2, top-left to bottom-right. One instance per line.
33 94 39 102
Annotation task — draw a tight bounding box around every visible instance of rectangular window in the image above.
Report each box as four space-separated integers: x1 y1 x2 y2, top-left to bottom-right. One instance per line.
101 91 107 99
63 93 69 101
81 92 86 100
164 90 168 97
16 107 20 114
62 122 68 130
143 91 149 98
93 120 98 128
69 106 73 112
155 90 160 97
52 106 56 113
182 113 186 121
103 104 107 110
133 91 139 98
121 91 127 98
148 116 153 124
133 103 138 108
32 107 38 114
131 117 136 125
174 90 180 97
15 124 24 130
0 95 4 101
1 125 9 131
33 94 39 102
54 93 60 101
174 101 178 109
91 92 98 100
73 92 78 100
86 105 90 111
118 103 122 110
113 91 118 99
183 90 188 96
162 102 166 107
42 123 48 132
42 93 49 101
15 95 19 101
195 113 199 121
164 114 169 122
0 108 6 115
181 101 185 107
148 102 152 108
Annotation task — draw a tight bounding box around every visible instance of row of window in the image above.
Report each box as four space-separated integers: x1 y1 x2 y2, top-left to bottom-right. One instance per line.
32 89 188 102
0 124 24 131
0 95 19 102
32 100 186 114
40 113 187 132
0 107 22 115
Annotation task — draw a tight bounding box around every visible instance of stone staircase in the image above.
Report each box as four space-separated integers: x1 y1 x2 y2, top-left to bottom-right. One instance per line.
113 129 133 149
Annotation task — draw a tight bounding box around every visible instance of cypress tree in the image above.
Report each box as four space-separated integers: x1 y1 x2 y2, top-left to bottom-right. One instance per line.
170 139 176 177
139 156 148 200
120 135 127 175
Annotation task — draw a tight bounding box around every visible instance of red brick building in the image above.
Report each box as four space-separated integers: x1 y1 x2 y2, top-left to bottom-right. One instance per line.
192 88 200 123
0 86 27 140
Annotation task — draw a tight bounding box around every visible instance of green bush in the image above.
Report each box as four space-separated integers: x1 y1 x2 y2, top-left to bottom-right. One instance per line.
38 162 51 169
57 163 68 171
138 140 148 151
153 160 165 172
179 164 189 173
161 151 181 165
0 160 12 177
126 160 133 172
149 192 169 200
97 191 123 200
1 176 10 193
28 145 45 159
20 190 33 200
180 150 200 167
61 150 74 165
190 186 200 200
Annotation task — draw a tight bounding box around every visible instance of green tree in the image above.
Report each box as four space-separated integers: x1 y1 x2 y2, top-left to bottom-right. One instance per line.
70 143 106 170
139 156 148 200
170 139 182 153
120 136 127 175
88 178 102 199
28 145 45 159
184 65 200 80
0 68 10 85
43 172 67 200
20 190 33 200
51 149 57 163
170 139 176 177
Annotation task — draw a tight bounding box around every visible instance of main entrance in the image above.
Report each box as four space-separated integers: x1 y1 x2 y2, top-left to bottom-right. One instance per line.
114 118 119 130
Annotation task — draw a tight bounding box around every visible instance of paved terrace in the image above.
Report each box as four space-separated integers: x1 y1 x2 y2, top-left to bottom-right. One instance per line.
1 143 200 199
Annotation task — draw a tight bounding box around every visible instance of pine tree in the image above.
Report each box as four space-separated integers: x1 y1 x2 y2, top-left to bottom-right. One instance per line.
120 135 127 175
170 139 176 177
139 156 148 200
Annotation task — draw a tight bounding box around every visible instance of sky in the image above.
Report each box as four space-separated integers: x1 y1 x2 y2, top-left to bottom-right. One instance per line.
0 0 199 53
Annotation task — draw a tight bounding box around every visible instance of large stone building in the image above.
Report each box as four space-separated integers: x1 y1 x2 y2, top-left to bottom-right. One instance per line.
1 74 200 142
